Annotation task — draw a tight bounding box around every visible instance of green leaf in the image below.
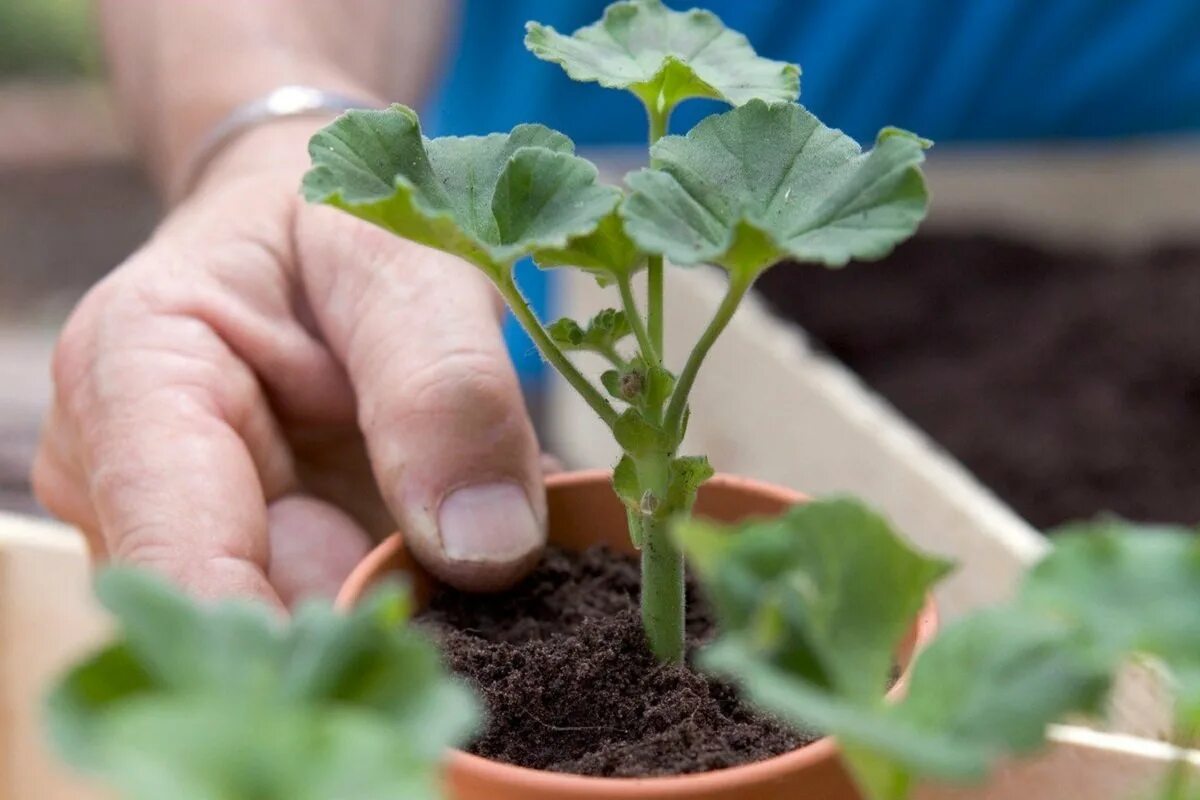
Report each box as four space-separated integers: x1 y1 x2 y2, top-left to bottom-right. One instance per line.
303 104 620 279
54 701 454 800
612 408 673 457
600 357 676 411
613 454 642 513
688 513 1200 800
678 498 950 701
548 308 633 355
532 210 644 287
641 361 677 410
623 101 930 279
524 0 799 115
883 610 1108 773
658 455 714 516
702 610 1108 798
1023 520 1200 729
601 368 625 400
48 569 477 800
547 317 587 348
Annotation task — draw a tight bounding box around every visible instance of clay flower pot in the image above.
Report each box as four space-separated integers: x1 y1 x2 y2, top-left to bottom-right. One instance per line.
338 469 939 800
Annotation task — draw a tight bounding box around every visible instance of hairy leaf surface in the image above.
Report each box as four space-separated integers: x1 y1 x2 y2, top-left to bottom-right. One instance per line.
624 102 930 278
303 105 620 278
525 0 798 114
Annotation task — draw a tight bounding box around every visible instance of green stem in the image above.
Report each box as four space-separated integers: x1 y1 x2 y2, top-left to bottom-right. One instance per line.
645 104 670 359
662 273 753 439
641 513 685 662
616 272 658 364
597 344 628 371
496 273 618 428
636 452 683 662
647 256 664 358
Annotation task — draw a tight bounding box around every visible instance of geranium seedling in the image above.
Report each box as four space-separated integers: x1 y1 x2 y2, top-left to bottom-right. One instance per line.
301 0 930 663
676 510 1200 800
48 569 477 800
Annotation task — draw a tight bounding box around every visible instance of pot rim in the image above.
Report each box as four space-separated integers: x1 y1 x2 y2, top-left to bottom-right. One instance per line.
337 468 940 794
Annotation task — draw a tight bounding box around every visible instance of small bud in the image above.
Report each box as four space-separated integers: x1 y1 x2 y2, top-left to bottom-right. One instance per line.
640 490 660 515
620 369 645 401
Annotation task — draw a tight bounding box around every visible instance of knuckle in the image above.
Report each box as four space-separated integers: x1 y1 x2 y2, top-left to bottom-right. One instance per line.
364 346 521 432
30 445 72 518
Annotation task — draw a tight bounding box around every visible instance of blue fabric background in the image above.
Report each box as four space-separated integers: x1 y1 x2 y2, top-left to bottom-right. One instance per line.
423 0 1200 377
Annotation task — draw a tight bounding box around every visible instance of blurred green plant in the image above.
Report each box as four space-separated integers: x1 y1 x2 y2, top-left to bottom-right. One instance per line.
677 507 1200 800
0 0 97 78
48 569 477 800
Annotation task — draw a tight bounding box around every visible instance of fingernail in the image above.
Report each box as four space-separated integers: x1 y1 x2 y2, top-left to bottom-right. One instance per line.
438 482 542 563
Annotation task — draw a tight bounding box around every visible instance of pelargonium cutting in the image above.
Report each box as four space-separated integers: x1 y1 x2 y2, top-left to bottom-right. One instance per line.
300 0 931 663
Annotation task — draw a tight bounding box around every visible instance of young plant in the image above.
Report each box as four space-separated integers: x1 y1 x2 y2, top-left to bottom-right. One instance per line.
301 0 930 662
676 508 1200 800
48 570 477 800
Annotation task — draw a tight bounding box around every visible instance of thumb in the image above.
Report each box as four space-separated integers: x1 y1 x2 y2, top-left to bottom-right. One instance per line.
299 211 546 591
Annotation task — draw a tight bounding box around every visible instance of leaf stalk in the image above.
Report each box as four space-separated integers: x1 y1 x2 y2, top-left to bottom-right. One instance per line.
616 272 658 365
663 272 753 439
496 271 618 428
645 104 671 359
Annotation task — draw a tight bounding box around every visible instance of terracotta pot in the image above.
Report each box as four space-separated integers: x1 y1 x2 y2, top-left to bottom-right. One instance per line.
338 469 939 800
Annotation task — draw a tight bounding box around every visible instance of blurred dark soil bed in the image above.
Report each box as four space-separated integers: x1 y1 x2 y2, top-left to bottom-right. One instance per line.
756 233 1200 529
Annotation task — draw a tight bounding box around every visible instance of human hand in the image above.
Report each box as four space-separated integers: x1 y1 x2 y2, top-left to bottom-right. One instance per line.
33 120 548 609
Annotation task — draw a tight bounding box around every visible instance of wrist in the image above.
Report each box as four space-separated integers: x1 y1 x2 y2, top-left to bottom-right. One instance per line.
147 46 382 200
177 86 383 202
184 116 334 202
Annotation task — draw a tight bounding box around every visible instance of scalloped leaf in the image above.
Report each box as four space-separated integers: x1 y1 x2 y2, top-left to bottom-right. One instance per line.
303 104 621 279
525 0 798 114
48 569 476 800
623 101 930 278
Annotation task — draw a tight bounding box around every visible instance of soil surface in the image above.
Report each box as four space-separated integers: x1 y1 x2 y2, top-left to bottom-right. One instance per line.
417 545 814 777
756 233 1200 529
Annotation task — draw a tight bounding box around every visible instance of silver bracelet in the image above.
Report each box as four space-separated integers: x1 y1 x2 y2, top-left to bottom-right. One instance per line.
179 85 382 196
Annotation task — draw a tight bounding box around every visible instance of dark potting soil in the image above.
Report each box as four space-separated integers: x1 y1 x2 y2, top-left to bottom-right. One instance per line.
756 233 1200 529
416 545 815 777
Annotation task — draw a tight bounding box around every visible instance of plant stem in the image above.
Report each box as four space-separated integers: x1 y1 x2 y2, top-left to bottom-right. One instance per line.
636 452 684 662
496 272 618 428
663 273 753 439
616 272 658 364
597 343 628 371
647 256 664 358
641 513 685 662
645 104 670 359
636 102 685 664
